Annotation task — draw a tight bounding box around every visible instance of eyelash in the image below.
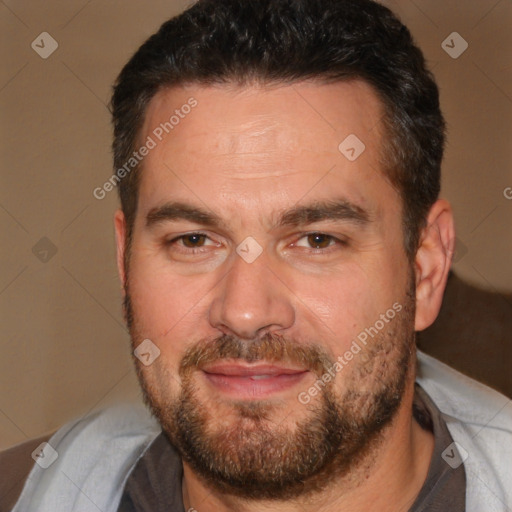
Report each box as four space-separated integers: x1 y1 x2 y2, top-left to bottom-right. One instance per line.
164 231 347 255
165 232 217 255
293 232 348 252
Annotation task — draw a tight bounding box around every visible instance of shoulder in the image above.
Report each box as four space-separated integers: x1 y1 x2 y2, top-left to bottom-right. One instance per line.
416 350 512 429
6 402 161 512
416 350 512 511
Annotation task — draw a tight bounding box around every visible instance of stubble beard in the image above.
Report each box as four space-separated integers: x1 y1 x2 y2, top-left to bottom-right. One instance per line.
124 278 417 501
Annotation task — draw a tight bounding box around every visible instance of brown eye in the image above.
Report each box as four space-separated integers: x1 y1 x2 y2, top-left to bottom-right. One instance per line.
181 233 207 248
293 232 347 253
306 233 334 249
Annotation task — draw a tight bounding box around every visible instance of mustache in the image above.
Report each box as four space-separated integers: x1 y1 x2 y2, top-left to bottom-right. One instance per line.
179 332 334 379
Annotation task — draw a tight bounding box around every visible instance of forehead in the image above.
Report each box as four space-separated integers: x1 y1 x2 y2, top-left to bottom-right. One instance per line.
136 80 399 227
141 79 385 155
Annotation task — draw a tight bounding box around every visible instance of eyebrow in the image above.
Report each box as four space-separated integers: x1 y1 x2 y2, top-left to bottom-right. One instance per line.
145 198 372 230
146 202 227 229
276 199 372 228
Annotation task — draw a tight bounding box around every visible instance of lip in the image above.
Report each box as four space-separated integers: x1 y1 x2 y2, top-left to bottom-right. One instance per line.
201 362 309 399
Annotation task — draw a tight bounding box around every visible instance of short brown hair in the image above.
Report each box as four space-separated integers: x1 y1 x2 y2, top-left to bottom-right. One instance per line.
111 0 445 263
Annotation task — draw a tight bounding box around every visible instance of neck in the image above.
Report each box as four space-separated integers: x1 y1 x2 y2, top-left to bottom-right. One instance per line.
181 379 434 512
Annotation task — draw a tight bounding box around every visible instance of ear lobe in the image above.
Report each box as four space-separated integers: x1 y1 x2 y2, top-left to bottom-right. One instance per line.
114 209 127 290
414 199 455 332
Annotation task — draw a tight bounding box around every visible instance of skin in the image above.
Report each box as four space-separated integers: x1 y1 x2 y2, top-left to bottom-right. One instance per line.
114 80 455 512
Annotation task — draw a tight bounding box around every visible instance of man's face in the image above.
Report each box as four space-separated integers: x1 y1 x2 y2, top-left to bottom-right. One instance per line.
118 80 417 498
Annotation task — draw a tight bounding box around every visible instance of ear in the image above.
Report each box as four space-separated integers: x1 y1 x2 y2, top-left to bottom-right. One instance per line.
114 209 127 290
414 199 455 331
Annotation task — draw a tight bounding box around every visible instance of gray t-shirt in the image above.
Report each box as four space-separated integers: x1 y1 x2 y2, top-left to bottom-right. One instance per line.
117 383 466 511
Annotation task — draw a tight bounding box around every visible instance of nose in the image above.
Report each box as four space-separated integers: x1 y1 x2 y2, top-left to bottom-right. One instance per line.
208 248 295 340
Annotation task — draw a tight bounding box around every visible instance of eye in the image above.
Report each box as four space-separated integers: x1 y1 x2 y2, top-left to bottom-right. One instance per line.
293 232 346 251
165 232 220 254
179 233 208 248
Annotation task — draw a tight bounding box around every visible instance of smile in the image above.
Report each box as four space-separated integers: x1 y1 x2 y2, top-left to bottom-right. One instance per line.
201 363 309 399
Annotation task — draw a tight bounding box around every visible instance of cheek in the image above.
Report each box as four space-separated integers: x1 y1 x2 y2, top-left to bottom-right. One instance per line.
298 286 363 337
127 245 206 336
136 353 183 409
128 262 172 335
294 262 404 353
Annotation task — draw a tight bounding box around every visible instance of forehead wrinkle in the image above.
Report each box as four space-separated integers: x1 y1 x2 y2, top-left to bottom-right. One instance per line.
220 117 284 156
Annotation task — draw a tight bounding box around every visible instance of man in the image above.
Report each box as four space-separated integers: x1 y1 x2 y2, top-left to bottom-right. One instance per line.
3 0 511 511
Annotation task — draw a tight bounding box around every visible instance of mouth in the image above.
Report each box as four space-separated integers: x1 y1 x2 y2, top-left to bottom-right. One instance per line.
201 362 310 399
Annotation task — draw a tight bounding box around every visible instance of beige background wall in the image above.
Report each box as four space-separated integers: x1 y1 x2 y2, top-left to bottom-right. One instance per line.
1 0 511 450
